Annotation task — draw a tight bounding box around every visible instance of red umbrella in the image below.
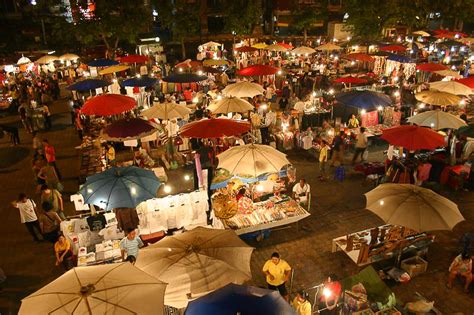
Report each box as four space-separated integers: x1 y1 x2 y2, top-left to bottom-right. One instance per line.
180 119 251 138
345 53 374 62
175 60 202 70
334 76 368 84
416 63 449 72
102 118 158 141
234 46 258 53
81 94 136 116
236 65 280 76
381 125 445 151
435 31 467 39
277 42 293 49
120 55 149 63
379 45 406 52
455 77 474 89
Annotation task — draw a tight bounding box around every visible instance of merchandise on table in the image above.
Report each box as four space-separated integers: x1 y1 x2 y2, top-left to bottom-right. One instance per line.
77 239 122 266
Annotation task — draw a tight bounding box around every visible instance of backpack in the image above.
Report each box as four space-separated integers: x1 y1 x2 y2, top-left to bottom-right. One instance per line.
334 166 345 182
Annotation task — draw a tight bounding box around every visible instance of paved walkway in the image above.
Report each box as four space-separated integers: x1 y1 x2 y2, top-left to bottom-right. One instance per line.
0 96 473 313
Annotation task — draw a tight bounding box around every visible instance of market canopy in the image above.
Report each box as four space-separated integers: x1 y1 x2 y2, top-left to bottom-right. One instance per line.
365 183 464 231
175 59 202 70
379 44 406 52
234 46 258 53
180 118 251 138
429 80 472 96
98 65 130 75
101 118 159 142
412 30 430 36
381 125 445 150
315 43 342 51
66 79 109 91
291 46 316 55
87 58 118 67
345 53 374 63
141 102 190 120
35 55 58 64
185 284 296 315
208 96 254 114
19 263 167 315
136 227 253 309
236 65 280 76
217 144 290 177
335 90 392 110
415 90 462 106
162 73 208 83
416 63 448 72
121 76 158 87
79 166 161 210
120 54 149 63
265 44 288 52
59 53 80 61
277 42 293 49
222 81 265 98
407 110 467 130
81 94 136 116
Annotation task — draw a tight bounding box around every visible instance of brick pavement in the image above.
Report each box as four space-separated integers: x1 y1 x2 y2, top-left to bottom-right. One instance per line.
0 97 473 313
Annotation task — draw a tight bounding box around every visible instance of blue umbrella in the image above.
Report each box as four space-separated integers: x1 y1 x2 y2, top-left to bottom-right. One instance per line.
162 73 208 83
66 79 109 91
387 53 413 63
335 90 392 110
185 283 296 315
87 59 119 67
79 166 160 210
122 76 158 87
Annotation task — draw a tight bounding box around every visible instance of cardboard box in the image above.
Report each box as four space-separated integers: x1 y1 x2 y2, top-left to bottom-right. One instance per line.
401 256 428 278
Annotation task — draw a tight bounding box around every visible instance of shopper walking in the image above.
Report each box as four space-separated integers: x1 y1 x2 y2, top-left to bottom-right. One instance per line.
42 139 62 180
292 290 312 315
40 184 65 220
262 252 292 301
352 127 368 164
11 193 42 242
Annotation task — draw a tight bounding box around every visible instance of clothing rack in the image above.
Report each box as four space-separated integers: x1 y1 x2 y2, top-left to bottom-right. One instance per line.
65 208 108 220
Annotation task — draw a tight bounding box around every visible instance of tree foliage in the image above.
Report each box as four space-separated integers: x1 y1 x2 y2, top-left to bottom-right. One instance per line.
291 2 328 42
222 0 262 35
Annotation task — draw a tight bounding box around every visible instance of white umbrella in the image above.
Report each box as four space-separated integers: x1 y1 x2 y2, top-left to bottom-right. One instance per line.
412 30 430 37
407 110 467 130
429 80 473 96
17 55 32 65
19 263 167 315
202 41 221 47
59 53 80 61
141 102 190 120
208 96 254 114
136 227 253 309
222 81 264 98
365 184 464 231
433 70 463 79
265 44 288 52
415 90 462 106
315 43 342 51
291 46 316 55
36 55 59 64
217 144 290 177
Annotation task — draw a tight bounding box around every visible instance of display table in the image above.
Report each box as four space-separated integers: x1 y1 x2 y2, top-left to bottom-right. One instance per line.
78 144 104 184
216 197 310 235
332 224 434 267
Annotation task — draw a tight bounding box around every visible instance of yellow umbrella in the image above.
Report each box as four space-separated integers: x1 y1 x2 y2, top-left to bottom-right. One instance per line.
222 81 264 98
415 90 462 106
429 81 473 96
252 42 267 49
99 65 130 75
315 43 342 51
208 96 254 114
36 55 59 64
265 44 288 52
203 59 229 66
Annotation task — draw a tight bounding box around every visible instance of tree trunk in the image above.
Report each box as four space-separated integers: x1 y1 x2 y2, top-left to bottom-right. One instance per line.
303 28 308 44
181 38 186 59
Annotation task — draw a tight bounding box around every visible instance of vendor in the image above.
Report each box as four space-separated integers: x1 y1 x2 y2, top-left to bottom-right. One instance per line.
319 274 342 315
348 114 360 129
292 179 310 206
236 187 253 214
292 290 311 315
448 252 472 293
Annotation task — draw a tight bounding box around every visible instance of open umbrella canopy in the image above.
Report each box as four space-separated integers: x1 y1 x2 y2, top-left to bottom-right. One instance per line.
457 124 474 138
19 263 167 315
17 55 31 65
291 46 316 55
334 76 368 84
99 65 130 75
265 44 288 52
35 55 59 64
136 227 253 309
87 58 119 67
335 90 392 110
222 81 265 98
237 65 280 76
180 118 251 138
412 30 431 36
162 73 208 83
101 118 159 142
202 41 222 47
208 97 254 114
120 54 149 63
141 102 190 120
66 79 109 91
433 69 462 78
79 166 160 210
185 283 296 315
315 43 342 51
365 184 464 231
203 66 224 74
407 110 467 130
217 144 290 177
379 44 406 52
203 59 229 66
175 59 202 70
381 125 445 150
81 94 136 116
252 43 267 49
415 90 462 106
455 77 474 89
234 46 258 53
59 53 80 61
429 80 473 96
345 53 374 62
122 76 158 87
416 63 448 72
277 42 293 49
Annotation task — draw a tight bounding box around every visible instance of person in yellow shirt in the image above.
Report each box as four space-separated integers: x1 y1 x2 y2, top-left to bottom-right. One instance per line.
319 140 329 180
262 252 291 301
292 290 312 315
106 143 116 166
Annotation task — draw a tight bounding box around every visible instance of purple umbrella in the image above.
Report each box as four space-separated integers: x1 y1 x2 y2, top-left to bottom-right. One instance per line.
101 118 158 141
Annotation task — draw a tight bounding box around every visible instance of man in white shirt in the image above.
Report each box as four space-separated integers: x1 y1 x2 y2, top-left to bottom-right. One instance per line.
292 179 310 206
352 127 368 164
11 193 42 242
